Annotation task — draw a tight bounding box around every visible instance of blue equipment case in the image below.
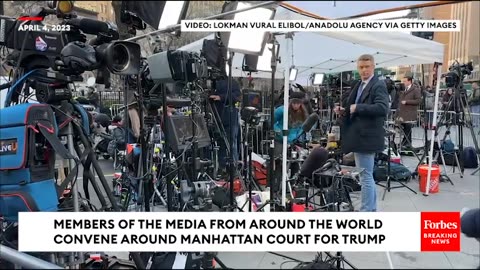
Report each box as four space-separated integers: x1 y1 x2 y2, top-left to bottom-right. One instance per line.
0 103 73 222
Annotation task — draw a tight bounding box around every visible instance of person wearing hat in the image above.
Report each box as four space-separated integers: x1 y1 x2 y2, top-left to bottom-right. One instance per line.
395 74 422 149
272 91 308 193
274 91 309 148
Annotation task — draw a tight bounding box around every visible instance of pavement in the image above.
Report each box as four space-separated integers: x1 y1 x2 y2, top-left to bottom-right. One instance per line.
75 127 480 269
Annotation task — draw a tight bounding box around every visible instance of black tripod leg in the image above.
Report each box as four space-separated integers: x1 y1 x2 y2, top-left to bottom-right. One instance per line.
324 252 357 270
213 255 230 269
74 124 119 210
381 176 391 201
396 179 418 194
73 144 108 209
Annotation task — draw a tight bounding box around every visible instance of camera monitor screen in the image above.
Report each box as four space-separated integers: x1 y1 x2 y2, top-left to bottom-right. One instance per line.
242 90 263 112
166 114 211 152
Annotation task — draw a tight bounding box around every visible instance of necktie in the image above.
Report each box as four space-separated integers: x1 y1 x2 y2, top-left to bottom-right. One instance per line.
355 82 365 104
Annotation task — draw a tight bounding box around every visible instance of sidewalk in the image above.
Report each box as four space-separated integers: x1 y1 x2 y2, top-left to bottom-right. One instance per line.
216 156 480 269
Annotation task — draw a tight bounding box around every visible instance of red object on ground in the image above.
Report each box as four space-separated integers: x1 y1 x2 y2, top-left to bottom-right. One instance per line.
418 164 440 193
292 203 313 212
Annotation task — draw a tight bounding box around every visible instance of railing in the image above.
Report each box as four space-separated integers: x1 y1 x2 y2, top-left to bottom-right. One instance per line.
0 245 63 269
99 104 479 156
248 108 480 155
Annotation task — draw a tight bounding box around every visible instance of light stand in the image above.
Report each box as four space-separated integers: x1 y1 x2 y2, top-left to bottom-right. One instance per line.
227 51 236 210
256 35 282 212
242 117 260 212
161 81 174 211
189 82 199 183
424 63 443 196
136 75 152 212
220 1 276 210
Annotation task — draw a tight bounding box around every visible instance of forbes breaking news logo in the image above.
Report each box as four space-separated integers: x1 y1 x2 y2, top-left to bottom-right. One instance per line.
421 212 461 252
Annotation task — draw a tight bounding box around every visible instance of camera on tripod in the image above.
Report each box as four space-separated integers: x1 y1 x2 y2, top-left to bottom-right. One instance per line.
241 106 261 126
443 61 474 88
0 0 141 105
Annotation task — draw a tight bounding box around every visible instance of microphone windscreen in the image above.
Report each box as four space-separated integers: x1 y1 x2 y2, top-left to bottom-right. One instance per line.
299 147 329 178
302 113 319 132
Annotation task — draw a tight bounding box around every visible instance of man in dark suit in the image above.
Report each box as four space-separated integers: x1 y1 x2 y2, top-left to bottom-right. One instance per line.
395 74 422 149
335 54 389 212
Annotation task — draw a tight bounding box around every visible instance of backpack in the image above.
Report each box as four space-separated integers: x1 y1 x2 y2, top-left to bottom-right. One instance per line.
463 147 478 169
374 161 412 182
442 139 455 153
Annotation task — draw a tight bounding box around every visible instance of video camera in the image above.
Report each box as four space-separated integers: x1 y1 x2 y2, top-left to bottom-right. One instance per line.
443 61 474 88
147 36 227 85
0 1 141 104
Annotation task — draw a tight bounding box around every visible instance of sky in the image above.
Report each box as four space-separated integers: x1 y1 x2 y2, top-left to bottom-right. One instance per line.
284 1 432 19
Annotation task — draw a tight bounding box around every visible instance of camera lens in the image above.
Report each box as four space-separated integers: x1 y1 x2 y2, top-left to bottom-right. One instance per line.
111 44 129 72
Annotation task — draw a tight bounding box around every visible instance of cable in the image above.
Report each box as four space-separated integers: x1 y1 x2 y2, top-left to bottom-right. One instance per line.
4 69 38 107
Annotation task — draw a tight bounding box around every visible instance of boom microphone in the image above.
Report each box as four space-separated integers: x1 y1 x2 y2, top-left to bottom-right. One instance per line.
66 17 110 35
302 113 319 133
317 158 340 173
292 113 319 144
299 147 329 178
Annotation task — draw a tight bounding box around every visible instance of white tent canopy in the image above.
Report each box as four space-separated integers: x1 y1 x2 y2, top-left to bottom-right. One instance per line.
178 7 444 83
178 4 446 205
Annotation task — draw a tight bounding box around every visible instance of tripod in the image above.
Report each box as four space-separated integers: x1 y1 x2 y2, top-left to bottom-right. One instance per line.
414 91 465 185
377 128 417 200
240 118 263 211
256 34 284 212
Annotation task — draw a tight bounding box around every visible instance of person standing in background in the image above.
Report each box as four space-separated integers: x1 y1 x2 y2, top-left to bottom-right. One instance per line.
395 74 422 149
210 78 241 175
335 54 389 212
87 86 100 112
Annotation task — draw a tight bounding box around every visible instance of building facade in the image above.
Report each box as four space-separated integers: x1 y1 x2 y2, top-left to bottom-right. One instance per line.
421 1 480 86
74 1 115 22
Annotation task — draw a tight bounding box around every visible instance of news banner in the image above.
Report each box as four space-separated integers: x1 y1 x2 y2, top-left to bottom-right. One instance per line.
181 19 460 32
18 212 461 253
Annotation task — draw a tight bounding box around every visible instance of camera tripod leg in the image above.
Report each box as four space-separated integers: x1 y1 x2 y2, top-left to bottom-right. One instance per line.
212 255 229 269
324 252 357 270
150 181 167 207
65 123 83 267
74 124 127 210
381 176 391 201
73 144 108 209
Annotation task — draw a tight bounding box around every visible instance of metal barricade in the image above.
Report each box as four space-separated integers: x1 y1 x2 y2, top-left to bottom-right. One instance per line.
110 104 124 117
0 245 63 269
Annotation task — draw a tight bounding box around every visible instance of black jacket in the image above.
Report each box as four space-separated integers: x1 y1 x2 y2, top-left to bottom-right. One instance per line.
340 76 389 154
212 79 241 124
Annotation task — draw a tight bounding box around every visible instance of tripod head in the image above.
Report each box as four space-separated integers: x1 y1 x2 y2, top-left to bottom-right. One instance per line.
179 180 214 211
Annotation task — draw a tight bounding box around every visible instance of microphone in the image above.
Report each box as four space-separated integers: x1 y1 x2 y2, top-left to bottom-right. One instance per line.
66 17 110 35
299 147 329 178
316 158 341 173
302 113 319 133
293 113 319 143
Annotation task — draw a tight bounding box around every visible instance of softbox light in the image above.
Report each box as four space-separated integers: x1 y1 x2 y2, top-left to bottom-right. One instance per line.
121 1 189 30
221 2 276 56
313 73 325 85
256 43 280 72
290 67 298 81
